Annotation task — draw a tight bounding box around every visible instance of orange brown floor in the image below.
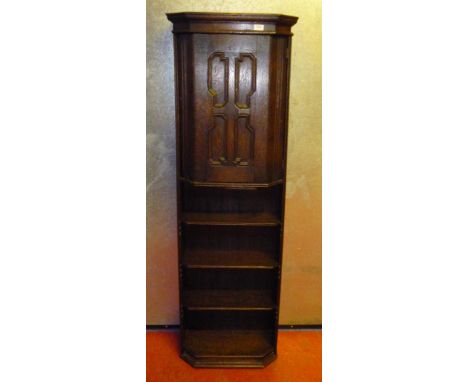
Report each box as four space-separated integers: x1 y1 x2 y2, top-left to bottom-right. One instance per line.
147 330 322 382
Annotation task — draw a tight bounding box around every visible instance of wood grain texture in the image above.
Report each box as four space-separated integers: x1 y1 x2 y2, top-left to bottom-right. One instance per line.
184 330 274 356
183 249 278 269
167 12 297 367
182 212 281 226
184 290 275 310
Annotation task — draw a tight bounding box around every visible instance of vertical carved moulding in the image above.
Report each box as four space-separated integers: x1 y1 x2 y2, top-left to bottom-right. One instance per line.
233 53 257 166
235 53 257 109
233 115 254 166
207 52 229 166
208 52 229 108
208 114 228 165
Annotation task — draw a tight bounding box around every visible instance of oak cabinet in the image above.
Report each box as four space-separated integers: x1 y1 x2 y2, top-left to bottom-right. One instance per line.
167 12 298 368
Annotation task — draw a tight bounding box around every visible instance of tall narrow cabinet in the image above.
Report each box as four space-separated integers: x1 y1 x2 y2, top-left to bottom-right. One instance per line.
167 12 298 368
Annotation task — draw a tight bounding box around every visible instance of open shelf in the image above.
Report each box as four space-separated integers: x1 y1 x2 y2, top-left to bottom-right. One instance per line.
183 249 278 269
184 290 275 310
182 212 280 226
183 225 279 269
182 183 282 216
184 268 276 290
183 330 274 358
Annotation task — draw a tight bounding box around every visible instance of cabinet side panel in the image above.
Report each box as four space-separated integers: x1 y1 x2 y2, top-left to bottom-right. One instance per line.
177 34 195 180
173 33 184 345
250 35 271 182
191 34 213 181
275 36 293 352
268 36 290 182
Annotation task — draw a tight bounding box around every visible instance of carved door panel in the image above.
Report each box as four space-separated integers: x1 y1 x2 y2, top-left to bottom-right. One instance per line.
191 34 271 183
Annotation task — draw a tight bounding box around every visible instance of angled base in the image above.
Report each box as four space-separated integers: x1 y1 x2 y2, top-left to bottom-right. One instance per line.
181 329 277 368
181 350 277 368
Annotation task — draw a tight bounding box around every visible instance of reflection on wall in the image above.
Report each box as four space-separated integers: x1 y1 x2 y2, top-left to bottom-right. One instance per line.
147 0 321 325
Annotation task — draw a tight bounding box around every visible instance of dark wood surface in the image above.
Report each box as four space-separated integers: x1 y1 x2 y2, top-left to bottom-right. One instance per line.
167 12 297 368
184 330 274 357
180 177 284 189
184 290 275 310
184 310 274 330
183 248 278 269
182 211 281 226
167 12 297 36
183 268 276 290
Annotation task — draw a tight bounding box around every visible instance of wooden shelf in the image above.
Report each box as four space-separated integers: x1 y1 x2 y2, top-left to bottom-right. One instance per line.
184 290 275 310
183 249 278 269
183 330 274 357
180 177 284 189
182 212 281 226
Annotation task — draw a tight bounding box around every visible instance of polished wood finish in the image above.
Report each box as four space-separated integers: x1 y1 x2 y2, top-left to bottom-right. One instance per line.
167 12 298 368
183 249 278 269
184 290 275 310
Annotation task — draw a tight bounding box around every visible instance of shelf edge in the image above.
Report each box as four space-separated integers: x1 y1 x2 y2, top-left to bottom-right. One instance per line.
180 177 284 189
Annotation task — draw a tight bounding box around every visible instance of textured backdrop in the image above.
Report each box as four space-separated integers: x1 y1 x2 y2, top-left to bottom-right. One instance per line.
147 0 321 325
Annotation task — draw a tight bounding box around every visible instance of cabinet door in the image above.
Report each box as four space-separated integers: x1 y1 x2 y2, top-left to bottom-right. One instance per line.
187 34 271 183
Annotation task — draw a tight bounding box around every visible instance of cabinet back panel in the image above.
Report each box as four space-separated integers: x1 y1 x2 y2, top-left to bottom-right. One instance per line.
184 225 279 253
184 310 275 330
182 184 282 215
184 268 276 290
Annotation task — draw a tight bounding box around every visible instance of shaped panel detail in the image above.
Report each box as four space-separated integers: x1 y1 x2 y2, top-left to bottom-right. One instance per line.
235 53 257 109
208 52 229 108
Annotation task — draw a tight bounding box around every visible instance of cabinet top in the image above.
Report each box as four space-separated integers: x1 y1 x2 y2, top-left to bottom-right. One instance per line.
166 12 298 36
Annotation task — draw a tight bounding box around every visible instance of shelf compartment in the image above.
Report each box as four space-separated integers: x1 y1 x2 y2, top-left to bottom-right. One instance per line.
183 225 279 268
181 183 282 217
182 212 280 226
184 309 275 330
183 330 274 358
184 268 276 291
184 290 275 310
183 249 278 269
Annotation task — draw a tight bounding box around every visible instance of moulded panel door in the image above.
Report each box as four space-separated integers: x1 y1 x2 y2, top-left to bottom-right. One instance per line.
189 34 271 183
